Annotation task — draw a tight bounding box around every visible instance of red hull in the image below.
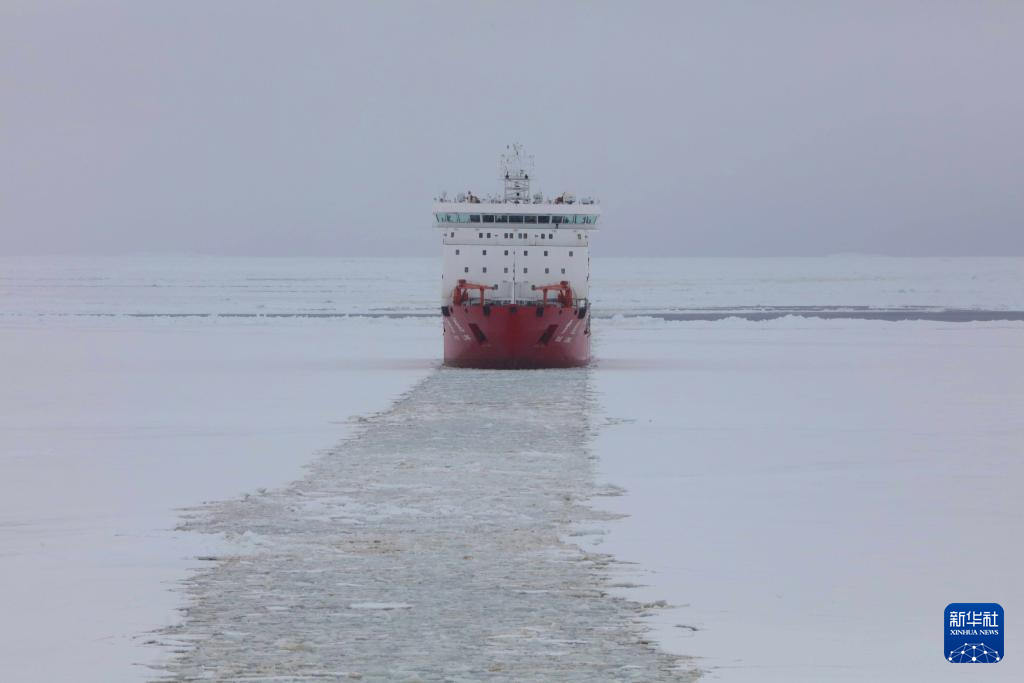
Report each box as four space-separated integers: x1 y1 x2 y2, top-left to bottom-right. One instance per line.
442 303 591 369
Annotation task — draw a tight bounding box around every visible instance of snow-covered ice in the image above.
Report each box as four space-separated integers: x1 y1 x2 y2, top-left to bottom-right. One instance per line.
1 256 1022 681
592 316 1024 681
0 315 436 682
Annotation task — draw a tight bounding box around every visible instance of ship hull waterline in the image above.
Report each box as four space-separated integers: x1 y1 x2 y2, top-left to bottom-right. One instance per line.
442 303 591 369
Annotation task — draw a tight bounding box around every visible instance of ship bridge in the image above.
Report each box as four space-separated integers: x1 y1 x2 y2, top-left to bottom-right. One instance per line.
434 145 599 306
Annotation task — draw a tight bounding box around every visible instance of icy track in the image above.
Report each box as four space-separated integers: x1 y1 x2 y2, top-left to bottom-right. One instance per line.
154 367 694 682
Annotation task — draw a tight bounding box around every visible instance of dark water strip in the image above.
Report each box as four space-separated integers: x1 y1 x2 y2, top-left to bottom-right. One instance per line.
645 310 1024 322
5 309 1024 322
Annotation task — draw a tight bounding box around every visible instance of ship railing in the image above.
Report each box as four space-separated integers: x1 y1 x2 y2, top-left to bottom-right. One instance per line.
450 293 590 313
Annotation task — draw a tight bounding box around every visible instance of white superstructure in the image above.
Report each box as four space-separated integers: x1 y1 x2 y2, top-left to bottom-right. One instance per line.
433 145 600 305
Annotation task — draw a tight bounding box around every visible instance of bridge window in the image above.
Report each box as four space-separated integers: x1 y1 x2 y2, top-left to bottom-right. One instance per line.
470 215 481 223
496 215 508 223
538 215 550 224
509 215 524 223
483 215 495 223
525 215 537 224
435 213 444 222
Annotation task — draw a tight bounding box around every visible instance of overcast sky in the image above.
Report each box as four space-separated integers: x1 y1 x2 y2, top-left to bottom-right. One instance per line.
2 1 1022 257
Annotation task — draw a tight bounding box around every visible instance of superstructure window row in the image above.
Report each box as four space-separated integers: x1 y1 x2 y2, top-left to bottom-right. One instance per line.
436 213 598 225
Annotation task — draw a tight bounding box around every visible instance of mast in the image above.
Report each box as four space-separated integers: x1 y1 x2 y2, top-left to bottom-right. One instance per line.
499 143 534 203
